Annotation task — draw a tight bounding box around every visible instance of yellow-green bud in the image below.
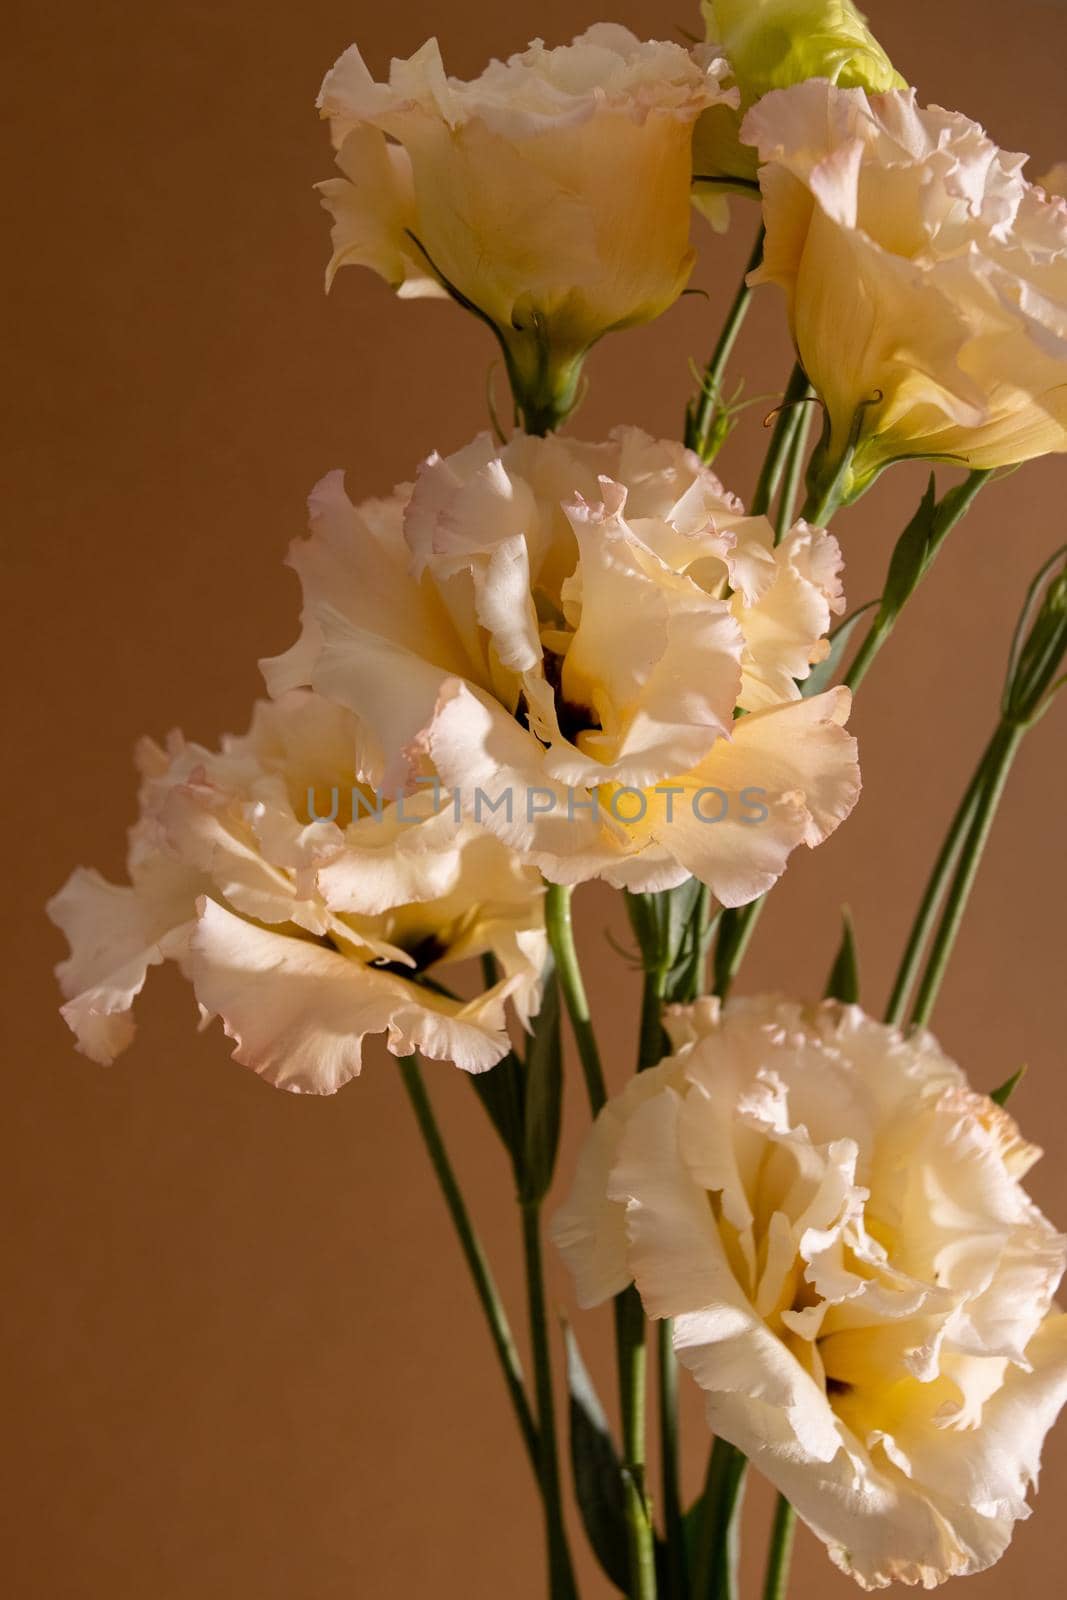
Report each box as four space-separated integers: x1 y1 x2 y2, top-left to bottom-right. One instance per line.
693 0 905 203
704 0 904 101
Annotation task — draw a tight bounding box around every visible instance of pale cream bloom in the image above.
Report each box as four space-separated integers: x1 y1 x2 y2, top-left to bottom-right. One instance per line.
48 692 545 1090
746 82 1067 495
265 429 859 899
316 25 736 428
553 996 1067 1589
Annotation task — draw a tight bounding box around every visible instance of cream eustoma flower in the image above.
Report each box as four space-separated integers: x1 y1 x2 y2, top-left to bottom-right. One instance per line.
47 692 545 1090
693 0 903 225
264 429 860 900
552 996 1067 1589
745 82 1067 497
316 25 736 430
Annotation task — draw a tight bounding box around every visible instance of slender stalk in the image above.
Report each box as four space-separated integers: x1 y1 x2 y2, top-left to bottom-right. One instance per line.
713 895 767 1001
883 738 992 1026
397 1055 538 1470
841 610 890 694
691 1437 748 1599
761 1497 797 1600
637 961 669 1075
775 395 814 539
522 1203 579 1600
910 720 1025 1027
547 883 655 1592
673 882 714 1003
544 882 608 1115
658 1319 687 1599
615 1285 656 1599
752 363 812 517
686 226 765 460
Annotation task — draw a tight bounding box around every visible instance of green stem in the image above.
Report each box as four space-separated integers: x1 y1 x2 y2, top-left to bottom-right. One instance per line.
672 883 713 1003
637 962 669 1074
692 1437 748 1599
712 895 766 1001
397 1056 539 1470
686 226 765 461
752 364 812 518
544 882 608 1115
658 1319 687 1599
615 1285 657 1599
761 1497 797 1600
775 394 814 540
547 884 655 1592
841 610 890 694
883 738 992 1026
910 720 1025 1028
798 467 846 528
522 1202 579 1599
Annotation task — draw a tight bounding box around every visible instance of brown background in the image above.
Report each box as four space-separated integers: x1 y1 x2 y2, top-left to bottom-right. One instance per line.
5 0 1067 1594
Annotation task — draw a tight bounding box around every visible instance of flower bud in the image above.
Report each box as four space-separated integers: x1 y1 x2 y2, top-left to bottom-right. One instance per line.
693 0 903 209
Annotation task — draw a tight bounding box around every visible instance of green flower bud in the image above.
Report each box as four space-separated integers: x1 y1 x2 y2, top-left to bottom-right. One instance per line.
705 0 903 101
693 0 904 200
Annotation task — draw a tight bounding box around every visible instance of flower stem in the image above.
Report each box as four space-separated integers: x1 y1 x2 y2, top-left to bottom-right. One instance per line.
637 960 669 1075
522 1201 579 1600
883 739 992 1026
615 1284 657 1599
752 363 812 518
544 882 608 1115
397 1055 538 1470
657 1318 687 1599
691 1437 747 1599
686 225 765 461
761 1497 797 1600
775 395 814 540
712 895 766 1001
909 720 1025 1028
546 884 655 1593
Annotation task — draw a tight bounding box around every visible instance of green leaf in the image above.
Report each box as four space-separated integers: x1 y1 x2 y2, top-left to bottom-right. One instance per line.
468 1049 525 1177
824 909 860 1003
990 1065 1026 1107
564 1323 630 1594
665 878 704 971
880 474 938 623
521 961 562 1203
802 600 878 697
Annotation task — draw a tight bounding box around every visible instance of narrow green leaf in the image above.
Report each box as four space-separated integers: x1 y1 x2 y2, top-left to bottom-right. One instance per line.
880 473 939 623
990 1065 1026 1107
563 1323 630 1594
802 600 878 698
825 909 860 1004
665 878 703 970
521 962 562 1203
468 1050 525 1177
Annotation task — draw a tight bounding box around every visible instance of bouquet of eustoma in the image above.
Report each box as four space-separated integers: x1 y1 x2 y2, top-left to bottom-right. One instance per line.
49 2 1067 1594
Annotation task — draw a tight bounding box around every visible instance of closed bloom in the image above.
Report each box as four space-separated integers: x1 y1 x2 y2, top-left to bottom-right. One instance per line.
553 997 1067 1589
265 429 859 900
48 692 545 1090
693 0 903 217
316 25 735 431
746 82 1067 498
